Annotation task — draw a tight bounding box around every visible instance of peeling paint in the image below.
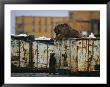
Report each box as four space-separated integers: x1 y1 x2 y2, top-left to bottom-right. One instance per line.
11 37 100 72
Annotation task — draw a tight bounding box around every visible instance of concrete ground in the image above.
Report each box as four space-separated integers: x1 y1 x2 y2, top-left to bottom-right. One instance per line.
11 73 69 77
11 71 100 77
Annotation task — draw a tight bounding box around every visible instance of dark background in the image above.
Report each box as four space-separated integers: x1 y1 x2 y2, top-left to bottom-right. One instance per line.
0 0 108 4
0 0 108 87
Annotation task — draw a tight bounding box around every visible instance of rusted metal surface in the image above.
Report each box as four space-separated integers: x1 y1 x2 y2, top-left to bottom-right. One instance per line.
11 38 30 67
11 37 100 72
55 38 100 72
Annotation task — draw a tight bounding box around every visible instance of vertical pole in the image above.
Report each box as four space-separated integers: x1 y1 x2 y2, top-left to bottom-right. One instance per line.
87 39 90 72
76 44 78 72
76 46 78 72
29 40 33 68
47 43 48 68
29 41 31 68
90 40 94 71
59 41 62 69
37 41 39 69
18 40 20 68
85 39 88 71
69 40 71 71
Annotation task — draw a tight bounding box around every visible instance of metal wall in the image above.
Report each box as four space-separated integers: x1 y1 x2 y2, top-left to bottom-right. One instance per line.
11 38 100 72
54 38 100 72
11 38 30 67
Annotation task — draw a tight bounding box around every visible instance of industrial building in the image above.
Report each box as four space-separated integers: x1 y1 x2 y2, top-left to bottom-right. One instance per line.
15 11 100 38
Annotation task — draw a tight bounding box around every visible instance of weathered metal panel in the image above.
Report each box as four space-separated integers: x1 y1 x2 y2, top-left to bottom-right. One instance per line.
54 39 100 72
11 39 29 67
37 42 48 68
11 37 100 72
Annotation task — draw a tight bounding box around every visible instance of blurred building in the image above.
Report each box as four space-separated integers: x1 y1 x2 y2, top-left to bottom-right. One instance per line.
16 16 68 38
15 11 100 38
67 11 100 37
